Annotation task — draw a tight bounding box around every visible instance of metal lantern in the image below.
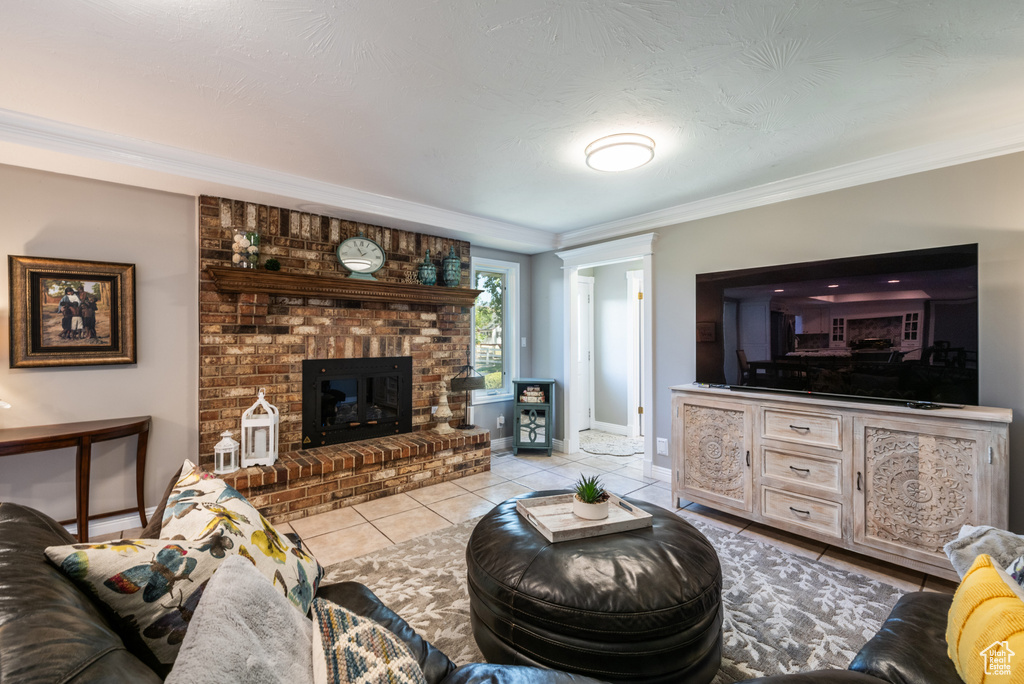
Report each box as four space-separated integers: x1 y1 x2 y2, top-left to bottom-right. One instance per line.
214 430 240 475
241 388 279 468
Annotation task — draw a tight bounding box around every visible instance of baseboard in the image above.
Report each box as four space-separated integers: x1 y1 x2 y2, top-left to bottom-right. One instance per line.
64 506 159 539
490 435 513 451
553 438 565 454
590 421 627 436
651 464 671 483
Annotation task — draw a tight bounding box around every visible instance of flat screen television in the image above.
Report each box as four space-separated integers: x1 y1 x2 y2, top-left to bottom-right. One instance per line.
695 244 979 406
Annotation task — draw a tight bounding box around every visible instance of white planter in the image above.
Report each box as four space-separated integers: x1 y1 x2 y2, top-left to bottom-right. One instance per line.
573 495 609 520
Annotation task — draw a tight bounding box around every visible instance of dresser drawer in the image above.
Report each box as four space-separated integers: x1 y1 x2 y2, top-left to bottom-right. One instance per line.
762 448 842 495
761 487 842 538
762 408 842 449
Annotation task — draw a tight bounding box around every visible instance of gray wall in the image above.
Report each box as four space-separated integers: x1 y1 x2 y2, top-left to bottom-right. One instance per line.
532 151 1024 532
468 246 533 443
592 261 640 428
0 164 198 529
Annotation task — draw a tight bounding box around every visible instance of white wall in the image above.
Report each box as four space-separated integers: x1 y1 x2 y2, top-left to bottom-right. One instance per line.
533 151 1024 532
0 165 198 530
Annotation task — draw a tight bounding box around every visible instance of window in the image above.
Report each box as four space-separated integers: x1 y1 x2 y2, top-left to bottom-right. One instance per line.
903 312 919 341
831 317 845 343
471 257 519 404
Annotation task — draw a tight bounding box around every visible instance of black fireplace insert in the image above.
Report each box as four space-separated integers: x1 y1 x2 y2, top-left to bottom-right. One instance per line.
301 357 412 449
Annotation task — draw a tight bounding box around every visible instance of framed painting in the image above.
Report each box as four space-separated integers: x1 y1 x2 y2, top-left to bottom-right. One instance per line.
8 255 137 368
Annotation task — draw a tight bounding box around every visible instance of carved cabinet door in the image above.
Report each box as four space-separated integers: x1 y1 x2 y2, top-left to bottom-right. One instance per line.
852 416 992 566
674 397 754 513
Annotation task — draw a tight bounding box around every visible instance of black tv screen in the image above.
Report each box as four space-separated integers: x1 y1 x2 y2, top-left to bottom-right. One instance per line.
695 244 979 406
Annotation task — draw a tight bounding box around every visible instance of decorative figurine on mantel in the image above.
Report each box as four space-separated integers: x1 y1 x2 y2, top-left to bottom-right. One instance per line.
417 249 437 286
441 246 461 287
433 379 454 434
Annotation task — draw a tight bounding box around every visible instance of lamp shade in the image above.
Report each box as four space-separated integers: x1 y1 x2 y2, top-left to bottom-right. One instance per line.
585 133 655 172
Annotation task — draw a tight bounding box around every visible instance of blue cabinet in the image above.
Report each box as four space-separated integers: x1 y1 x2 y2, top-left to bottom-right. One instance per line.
513 378 556 456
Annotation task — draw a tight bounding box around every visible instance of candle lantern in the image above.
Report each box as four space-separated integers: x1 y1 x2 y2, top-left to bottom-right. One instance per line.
241 388 279 468
214 430 240 475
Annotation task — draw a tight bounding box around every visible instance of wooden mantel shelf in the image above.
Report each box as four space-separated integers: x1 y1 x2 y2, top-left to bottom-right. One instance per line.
206 266 482 307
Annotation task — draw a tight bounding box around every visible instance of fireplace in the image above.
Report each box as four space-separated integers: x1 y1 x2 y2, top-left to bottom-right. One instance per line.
301 357 413 449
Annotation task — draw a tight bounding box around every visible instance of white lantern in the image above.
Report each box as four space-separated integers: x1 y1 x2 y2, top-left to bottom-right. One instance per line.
241 388 279 468
214 430 240 474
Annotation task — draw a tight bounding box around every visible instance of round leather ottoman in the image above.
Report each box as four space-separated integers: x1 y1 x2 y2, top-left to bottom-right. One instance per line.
466 490 722 684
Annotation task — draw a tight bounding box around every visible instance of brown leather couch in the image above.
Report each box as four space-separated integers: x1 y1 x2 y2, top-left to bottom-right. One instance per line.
0 501 604 684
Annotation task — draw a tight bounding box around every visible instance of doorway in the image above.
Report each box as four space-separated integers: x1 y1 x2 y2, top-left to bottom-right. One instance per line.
577 276 595 432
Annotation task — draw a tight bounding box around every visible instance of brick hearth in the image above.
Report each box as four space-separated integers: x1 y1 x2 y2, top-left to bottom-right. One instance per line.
198 196 490 521
221 429 489 524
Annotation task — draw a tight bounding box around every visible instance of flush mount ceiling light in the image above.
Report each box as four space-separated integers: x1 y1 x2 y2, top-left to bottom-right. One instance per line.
585 133 655 172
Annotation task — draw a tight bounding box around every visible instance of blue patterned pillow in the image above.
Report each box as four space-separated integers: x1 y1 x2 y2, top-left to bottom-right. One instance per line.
1008 554 1024 587
311 598 426 684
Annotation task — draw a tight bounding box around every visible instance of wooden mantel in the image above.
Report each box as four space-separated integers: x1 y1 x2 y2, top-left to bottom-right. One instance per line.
205 266 482 307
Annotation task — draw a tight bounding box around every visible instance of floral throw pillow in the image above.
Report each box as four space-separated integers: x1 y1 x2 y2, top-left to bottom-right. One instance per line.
1008 554 1024 587
158 459 324 614
45 537 230 673
311 598 426 684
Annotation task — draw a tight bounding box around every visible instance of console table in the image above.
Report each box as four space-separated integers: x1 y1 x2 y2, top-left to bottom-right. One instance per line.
0 416 151 542
671 386 1011 580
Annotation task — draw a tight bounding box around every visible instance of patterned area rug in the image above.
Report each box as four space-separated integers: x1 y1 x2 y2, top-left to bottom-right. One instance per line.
322 515 904 682
578 429 643 456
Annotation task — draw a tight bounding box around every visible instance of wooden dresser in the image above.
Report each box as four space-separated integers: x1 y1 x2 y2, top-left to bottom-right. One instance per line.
670 385 1011 580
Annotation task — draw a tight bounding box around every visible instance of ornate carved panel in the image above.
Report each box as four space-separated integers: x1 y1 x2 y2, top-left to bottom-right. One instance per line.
863 427 974 555
683 404 747 505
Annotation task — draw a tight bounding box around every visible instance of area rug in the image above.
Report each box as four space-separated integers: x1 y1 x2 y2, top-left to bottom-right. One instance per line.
579 429 643 456
322 516 904 683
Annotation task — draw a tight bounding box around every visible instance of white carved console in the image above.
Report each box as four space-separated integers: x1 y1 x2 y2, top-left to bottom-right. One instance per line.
670 385 1012 580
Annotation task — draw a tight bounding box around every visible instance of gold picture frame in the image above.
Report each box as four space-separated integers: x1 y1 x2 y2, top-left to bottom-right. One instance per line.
8 255 137 368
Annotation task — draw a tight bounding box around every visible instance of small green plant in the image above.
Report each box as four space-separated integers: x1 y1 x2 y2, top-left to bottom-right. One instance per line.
264 258 281 271
573 474 608 504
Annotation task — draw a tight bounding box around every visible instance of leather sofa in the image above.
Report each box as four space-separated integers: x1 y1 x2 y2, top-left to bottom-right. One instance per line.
0 501 604 684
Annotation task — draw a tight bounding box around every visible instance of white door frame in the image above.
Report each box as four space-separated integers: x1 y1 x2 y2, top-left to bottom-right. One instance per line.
557 233 656 475
626 270 643 439
577 276 595 432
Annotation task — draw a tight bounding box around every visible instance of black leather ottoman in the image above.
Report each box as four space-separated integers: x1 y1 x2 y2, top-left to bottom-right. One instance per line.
466 490 722 684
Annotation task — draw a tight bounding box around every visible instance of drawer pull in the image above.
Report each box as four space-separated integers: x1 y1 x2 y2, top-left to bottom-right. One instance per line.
789 465 811 474
857 471 862 491
789 506 811 516
789 424 811 432
746 450 751 467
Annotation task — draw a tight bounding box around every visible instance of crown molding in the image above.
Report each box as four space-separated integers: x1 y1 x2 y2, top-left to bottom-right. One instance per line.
557 122 1024 249
556 232 657 268
0 108 557 253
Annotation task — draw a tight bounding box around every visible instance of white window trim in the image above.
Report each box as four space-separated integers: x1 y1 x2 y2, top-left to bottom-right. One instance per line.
471 257 519 405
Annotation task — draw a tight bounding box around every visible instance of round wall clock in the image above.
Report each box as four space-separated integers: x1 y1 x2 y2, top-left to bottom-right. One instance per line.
336 231 385 280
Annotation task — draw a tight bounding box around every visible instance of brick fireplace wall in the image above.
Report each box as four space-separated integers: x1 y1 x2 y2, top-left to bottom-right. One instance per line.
198 196 477 467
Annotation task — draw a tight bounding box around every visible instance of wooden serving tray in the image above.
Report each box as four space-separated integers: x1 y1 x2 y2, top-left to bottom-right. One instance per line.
516 493 653 543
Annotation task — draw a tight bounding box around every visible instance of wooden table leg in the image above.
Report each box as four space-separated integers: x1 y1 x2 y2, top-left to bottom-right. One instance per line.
77 437 92 543
136 427 149 528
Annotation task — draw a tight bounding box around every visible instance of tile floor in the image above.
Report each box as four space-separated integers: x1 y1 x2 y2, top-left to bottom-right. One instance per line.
102 439 959 594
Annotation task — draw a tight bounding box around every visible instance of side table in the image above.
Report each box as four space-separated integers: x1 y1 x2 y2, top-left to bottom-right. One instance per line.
512 378 556 456
0 416 151 542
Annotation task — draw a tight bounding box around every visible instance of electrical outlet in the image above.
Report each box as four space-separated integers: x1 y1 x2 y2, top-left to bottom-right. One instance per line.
497 415 505 428
656 438 668 455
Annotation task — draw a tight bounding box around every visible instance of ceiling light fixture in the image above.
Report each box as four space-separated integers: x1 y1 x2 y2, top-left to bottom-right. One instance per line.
828 284 839 288
585 133 655 172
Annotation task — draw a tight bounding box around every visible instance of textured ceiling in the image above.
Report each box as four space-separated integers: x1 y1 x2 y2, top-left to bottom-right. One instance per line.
3 1 1024 251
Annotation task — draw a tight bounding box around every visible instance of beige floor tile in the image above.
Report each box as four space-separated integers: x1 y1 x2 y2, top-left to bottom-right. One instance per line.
738 523 828 561
475 481 533 504
922 574 960 594
372 508 452 544
427 492 497 523
616 466 658 485
406 481 468 506
594 471 648 496
290 506 366 539
302 523 393 566
625 484 682 511
353 493 421 521
818 547 926 592
511 454 573 469
490 460 542 479
512 470 575 493
91 530 123 543
574 455 627 472
120 526 144 539
548 463 608 482
453 471 508 491
677 503 750 532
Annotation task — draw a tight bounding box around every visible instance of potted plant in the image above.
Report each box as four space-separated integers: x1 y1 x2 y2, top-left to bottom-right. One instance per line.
572 474 610 520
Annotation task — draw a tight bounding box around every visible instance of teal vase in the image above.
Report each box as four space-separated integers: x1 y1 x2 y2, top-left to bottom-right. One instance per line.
417 249 437 286
442 246 461 287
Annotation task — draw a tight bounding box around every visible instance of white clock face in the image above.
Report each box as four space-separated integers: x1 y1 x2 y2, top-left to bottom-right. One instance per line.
337 237 385 273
